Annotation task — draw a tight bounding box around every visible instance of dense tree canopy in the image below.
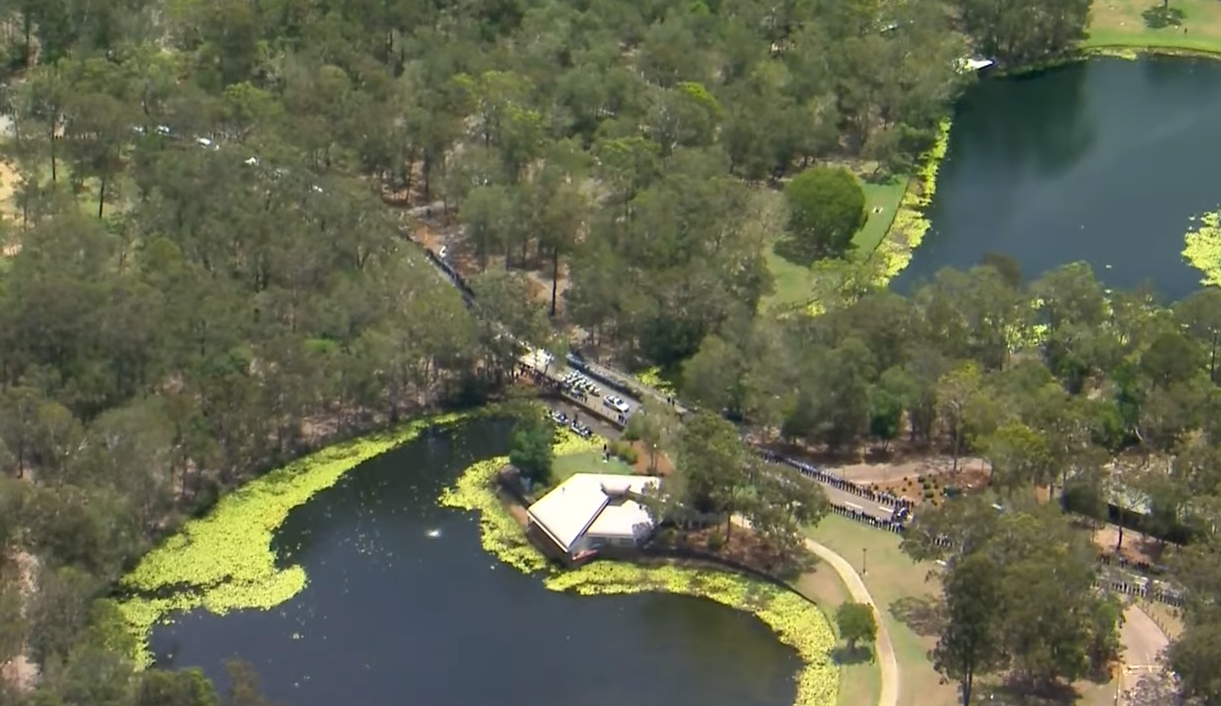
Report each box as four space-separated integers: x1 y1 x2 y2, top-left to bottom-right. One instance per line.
0 0 1115 699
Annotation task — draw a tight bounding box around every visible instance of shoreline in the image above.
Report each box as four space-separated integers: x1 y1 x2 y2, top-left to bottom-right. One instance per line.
847 117 950 301
439 439 840 706
856 41 1221 298
116 408 492 668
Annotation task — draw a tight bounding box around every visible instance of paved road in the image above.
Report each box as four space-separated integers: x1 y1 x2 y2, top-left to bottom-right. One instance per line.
1121 605 1169 668
1115 605 1170 706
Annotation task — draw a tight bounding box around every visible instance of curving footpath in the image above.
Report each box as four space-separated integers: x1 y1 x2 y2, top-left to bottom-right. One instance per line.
805 536 901 706
731 517 899 706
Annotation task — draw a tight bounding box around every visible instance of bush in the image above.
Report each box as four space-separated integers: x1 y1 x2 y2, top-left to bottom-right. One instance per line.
707 530 725 552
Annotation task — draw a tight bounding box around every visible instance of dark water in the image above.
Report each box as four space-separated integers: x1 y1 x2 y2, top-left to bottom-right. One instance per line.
150 420 800 706
894 57 1221 300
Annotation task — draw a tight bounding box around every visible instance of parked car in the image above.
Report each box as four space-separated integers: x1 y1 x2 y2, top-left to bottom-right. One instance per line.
603 395 630 414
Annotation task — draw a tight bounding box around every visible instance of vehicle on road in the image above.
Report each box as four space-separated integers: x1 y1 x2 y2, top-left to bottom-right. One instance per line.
603 395 630 414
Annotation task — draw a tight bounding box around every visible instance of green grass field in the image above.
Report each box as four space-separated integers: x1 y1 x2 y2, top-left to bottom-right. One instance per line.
1086 0 1221 53
804 516 1121 706
763 178 908 309
805 515 955 706
794 560 883 706
854 180 909 254
551 450 634 484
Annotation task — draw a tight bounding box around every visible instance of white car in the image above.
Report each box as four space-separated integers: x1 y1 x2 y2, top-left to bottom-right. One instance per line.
603 395 630 415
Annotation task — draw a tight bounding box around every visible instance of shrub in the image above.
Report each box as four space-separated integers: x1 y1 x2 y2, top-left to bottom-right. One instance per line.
707 529 725 552
834 602 878 651
617 445 639 465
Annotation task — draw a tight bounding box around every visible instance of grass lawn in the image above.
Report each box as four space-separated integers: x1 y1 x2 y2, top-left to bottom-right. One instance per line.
1086 0 1221 53
853 179 909 255
551 450 634 484
794 564 883 706
805 515 955 706
805 516 1124 706
762 178 908 310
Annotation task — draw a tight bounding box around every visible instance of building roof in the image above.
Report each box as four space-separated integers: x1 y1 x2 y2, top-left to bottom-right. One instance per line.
586 498 654 540
526 474 660 552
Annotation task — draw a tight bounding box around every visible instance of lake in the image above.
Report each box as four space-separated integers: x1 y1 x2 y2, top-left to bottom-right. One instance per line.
149 420 800 706
894 56 1221 300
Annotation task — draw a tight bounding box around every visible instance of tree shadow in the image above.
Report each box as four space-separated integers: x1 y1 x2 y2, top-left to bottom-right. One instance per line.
980 679 1080 706
772 236 814 267
830 644 875 665
889 595 946 637
1141 4 1186 29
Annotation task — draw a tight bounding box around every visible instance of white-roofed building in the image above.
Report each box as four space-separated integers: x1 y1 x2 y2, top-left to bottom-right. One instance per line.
526 474 660 563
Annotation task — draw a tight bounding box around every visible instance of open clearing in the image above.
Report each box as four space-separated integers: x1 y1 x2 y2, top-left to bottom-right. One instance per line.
764 179 908 309
805 515 1139 706
1087 0 1221 53
805 515 954 706
550 450 634 484
795 561 884 706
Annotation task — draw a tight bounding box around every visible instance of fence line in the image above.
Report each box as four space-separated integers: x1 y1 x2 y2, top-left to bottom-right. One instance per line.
414 239 1187 610
767 450 1187 608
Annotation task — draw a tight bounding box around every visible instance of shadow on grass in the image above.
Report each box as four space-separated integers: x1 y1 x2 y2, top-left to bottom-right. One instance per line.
1142 4 1186 28
889 595 946 637
979 679 1081 706
830 644 875 666
772 236 815 268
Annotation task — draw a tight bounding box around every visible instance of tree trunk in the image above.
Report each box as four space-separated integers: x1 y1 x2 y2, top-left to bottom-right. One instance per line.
951 422 962 473
550 246 561 317
22 13 31 67
961 673 973 706
97 175 107 219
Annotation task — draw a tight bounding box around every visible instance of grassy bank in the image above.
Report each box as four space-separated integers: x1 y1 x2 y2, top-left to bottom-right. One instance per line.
794 562 883 706
117 409 484 667
763 178 909 310
856 119 952 294
804 516 954 706
440 429 841 706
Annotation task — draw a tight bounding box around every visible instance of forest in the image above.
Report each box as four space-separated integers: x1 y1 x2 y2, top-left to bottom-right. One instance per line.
0 0 1162 701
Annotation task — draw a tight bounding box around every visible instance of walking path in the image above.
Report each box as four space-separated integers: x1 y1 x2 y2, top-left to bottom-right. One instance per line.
732 516 899 706
805 536 900 706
